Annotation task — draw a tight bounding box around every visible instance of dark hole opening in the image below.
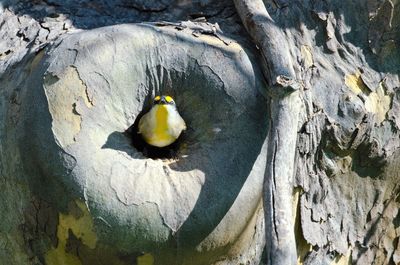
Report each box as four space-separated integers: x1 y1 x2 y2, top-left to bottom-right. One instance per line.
125 110 186 159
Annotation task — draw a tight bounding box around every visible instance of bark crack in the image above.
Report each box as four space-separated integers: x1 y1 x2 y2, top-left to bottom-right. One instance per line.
271 138 279 243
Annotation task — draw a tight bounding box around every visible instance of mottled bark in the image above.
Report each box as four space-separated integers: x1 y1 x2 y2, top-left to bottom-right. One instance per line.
1 0 400 265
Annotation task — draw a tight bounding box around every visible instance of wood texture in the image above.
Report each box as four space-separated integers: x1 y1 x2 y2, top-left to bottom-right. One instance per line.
0 0 399 264
233 0 301 264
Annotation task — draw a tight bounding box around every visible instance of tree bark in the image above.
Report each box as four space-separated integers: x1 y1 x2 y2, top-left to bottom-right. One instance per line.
233 1 300 264
1 0 400 265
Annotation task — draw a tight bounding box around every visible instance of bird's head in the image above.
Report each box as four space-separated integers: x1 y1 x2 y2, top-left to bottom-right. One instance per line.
153 95 175 105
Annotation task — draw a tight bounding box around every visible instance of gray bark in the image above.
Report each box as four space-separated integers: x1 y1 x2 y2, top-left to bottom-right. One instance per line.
1 0 400 265
233 1 300 264
233 0 297 92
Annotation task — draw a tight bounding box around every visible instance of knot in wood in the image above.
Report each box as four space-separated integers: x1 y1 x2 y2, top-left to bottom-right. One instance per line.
268 75 301 98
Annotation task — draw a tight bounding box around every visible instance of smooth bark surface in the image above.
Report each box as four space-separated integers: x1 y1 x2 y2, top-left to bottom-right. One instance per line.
234 1 300 264
233 0 297 93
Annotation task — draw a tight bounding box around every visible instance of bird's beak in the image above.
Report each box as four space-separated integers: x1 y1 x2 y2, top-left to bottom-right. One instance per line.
160 96 167 104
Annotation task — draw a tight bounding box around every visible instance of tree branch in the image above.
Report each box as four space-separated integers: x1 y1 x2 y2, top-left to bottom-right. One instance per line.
233 0 300 96
234 1 301 264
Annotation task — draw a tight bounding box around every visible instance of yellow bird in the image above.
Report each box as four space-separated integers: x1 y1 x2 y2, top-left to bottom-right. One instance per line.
138 95 186 147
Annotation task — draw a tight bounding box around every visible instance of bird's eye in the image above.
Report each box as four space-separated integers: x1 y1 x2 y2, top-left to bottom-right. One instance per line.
154 96 161 102
165 96 174 103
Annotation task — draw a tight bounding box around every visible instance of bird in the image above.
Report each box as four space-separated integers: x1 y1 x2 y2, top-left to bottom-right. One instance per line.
138 95 186 148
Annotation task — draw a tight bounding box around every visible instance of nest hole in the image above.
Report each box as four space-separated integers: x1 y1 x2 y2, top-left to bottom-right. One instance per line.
125 110 186 160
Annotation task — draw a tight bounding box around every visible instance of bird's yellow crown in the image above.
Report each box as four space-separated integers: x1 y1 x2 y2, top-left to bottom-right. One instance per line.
154 95 174 104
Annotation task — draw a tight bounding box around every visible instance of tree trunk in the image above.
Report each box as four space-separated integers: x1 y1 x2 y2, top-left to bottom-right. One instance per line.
0 0 399 265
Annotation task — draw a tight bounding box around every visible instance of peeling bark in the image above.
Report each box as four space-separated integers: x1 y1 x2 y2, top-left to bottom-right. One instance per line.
1 0 400 265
